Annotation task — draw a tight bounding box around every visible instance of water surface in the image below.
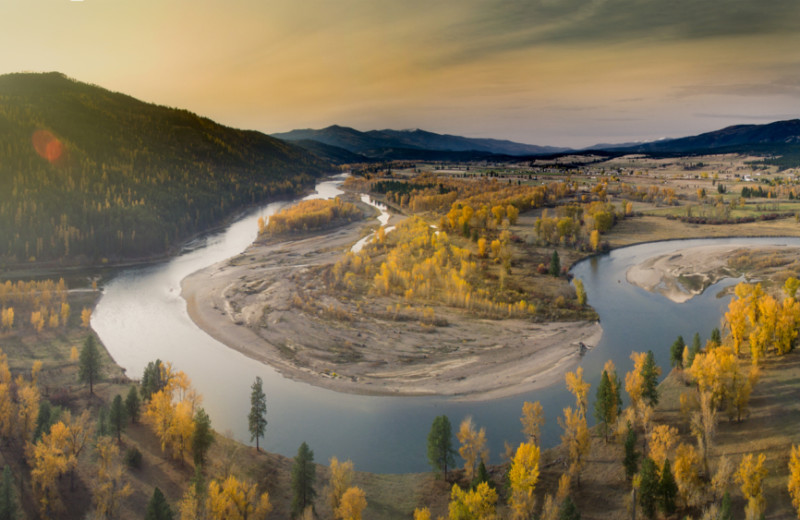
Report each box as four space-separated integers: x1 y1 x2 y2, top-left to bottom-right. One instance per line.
92 181 800 473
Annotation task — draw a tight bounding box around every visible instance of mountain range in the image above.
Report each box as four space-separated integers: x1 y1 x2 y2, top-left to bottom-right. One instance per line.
0 72 328 264
272 126 569 161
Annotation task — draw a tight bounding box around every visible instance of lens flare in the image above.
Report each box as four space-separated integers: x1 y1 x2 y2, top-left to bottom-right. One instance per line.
32 130 64 163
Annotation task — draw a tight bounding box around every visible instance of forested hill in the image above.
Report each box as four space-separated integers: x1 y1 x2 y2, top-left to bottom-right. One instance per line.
0 72 330 265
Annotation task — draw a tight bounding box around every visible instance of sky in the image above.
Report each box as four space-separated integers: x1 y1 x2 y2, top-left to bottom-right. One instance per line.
1 0 799 148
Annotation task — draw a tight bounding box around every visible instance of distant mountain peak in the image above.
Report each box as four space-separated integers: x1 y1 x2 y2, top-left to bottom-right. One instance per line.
272 126 569 159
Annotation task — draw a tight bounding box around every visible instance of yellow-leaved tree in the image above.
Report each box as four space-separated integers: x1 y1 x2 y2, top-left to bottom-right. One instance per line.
565 366 590 417
31 421 73 516
558 406 589 487
93 437 132 519
508 442 540 520
736 453 767 519
520 401 544 445
789 445 800 518
206 475 271 520
648 424 678 471
448 482 497 520
328 456 355 513
336 486 367 520
143 368 201 461
457 417 488 483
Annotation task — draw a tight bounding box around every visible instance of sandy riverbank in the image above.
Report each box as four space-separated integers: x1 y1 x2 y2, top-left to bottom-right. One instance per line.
181 211 601 401
626 243 800 303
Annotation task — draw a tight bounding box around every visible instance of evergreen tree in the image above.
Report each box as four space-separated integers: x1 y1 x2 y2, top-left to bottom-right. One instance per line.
638 457 659 520
594 371 615 442
659 458 678 516
641 350 660 406
125 385 140 423
191 408 214 468
426 415 456 480
79 335 102 394
291 441 316 518
33 401 60 442
0 465 17 520
710 327 722 346
96 406 110 438
670 335 685 369
719 490 732 520
550 250 561 277
623 422 639 480
109 394 126 442
471 460 492 489
141 359 165 401
145 487 173 520
559 496 581 520
692 332 702 354
248 376 267 451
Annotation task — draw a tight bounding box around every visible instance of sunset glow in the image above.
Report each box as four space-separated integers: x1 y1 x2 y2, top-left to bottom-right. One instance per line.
2 0 799 147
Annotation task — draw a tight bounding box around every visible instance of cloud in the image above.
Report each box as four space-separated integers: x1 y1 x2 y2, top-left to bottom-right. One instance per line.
428 0 800 66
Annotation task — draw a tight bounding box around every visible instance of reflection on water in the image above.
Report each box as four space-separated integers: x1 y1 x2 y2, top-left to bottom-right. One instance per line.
92 183 800 472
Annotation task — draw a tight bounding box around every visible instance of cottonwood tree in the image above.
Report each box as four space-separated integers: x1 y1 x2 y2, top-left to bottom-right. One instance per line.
427 415 456 480
248 376 267 451
565 367 590 417
736 453 767 519
789 445 800 518
292 441 316 518
93 437 132 519
520 401 544 445
508 442 540 520
448 482 497 520
328 457 354 513
336 486 366 520
206 475 271 520
457 417 488 483
559 406 589 486
79 335 102 394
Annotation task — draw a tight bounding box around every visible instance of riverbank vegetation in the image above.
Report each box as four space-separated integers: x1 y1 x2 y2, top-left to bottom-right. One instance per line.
260 197 362 236
0 72 329 267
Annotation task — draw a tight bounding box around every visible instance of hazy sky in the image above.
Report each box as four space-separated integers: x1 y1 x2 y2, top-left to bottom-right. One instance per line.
2 0 799 147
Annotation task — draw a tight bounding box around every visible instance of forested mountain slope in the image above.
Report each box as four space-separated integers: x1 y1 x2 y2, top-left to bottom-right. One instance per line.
0 72 330 265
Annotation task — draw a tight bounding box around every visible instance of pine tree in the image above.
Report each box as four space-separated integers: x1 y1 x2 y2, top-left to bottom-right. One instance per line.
670 335 685 369
559 496 581 520
659 458 678 515
248 376 267 451
550 250 561 277
145 487 173 520
426 415 455 480
291 442 316 518
109 394 126 442
79 335 101 394
191 408 214 468
719 490 732 520
641 350 660 406
594 371 614 442
623 422 639 480
0 465 17 520
125 385 140 423
638 457 659 520
141 359 166 401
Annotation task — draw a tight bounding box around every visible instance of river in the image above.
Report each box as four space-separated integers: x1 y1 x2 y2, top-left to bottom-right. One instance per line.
91 176 800 473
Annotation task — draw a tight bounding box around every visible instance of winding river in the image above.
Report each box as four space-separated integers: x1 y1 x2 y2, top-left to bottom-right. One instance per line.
92 176 800 473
